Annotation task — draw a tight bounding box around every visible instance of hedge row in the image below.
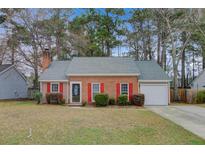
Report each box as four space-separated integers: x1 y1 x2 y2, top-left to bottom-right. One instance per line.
94 93 144 107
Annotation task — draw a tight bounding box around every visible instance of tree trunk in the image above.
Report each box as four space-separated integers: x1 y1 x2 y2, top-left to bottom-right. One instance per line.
192 51 195 80
157 20 161 64
135 41 139 60
181 48 185 88
161 31 166 71
173 62 179 101
33 67 39 89
202 45 205 69
181 32 186 88
56 35 61 59
157 34 161 64
147 21 152 60
106 41 111 56
11 48 15 64
171 40 179 101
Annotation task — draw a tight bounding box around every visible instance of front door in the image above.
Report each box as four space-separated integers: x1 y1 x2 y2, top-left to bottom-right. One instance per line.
70 82 81 103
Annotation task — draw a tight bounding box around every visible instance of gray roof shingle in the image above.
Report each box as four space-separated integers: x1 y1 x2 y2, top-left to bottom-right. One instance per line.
135 60 171 80
39 58 171 81
66 57 140 75
0 64 12 73
39 61 71 81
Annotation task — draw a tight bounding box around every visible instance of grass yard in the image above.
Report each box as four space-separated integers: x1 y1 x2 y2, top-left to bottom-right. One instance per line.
0 101 205 144
197 104 205 108
171 102 205 108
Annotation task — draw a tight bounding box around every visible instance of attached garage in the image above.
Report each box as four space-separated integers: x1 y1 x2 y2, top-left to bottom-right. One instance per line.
140 82 170 106
135 61 171 106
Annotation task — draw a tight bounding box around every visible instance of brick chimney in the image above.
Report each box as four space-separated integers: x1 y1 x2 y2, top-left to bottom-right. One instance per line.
42 49 51 70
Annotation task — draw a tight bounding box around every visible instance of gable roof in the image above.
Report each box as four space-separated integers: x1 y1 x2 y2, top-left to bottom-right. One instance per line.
0 64 12 73
39 61 71 81
191 69 205 85
0 64 27 81
135 60 171 81
66 57 140 76
39 57 171 81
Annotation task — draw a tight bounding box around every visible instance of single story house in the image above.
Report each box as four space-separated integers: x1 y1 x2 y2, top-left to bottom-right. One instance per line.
39 51 171 105
0 64 28 99
191 69 205 90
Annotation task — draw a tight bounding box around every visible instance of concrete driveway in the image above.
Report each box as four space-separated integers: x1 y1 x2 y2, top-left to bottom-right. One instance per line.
147 105 205 139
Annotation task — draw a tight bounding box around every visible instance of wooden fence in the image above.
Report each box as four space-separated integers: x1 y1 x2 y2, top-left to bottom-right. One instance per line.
170 88 198 103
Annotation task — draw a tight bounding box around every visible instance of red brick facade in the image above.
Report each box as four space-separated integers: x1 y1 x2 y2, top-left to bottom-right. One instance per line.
69 76 138 103
41 76 138 103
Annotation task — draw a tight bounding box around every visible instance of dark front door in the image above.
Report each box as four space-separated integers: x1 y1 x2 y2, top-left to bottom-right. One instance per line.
72 83 81 103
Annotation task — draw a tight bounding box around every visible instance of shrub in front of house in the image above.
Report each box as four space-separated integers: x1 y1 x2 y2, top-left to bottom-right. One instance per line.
94 94 109 107
118 94 128 106
109 98 115 105
194 90 205 104
46 93 63 104
33 91 42 104
132 94 144 106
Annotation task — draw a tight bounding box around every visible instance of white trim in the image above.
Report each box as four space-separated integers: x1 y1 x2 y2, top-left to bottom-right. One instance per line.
39 80 68 82
40 82 43 93
139 83 169 86
139 80 171 82
51 82 59 93
168 82 170 105
67 73 139 76
91 82 101 102
70 81 82 104
120 83 129 100
67 82 69 103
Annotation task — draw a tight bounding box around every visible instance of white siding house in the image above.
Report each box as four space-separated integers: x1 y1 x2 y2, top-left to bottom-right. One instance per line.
0 65 28 99
191 70 205 90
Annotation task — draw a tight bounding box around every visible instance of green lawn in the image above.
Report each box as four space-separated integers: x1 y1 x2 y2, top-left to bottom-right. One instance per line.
197 104 205 108
171 102 205 108
0 101 205 144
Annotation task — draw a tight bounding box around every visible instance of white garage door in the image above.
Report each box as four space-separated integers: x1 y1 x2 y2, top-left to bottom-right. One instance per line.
140 83 169 106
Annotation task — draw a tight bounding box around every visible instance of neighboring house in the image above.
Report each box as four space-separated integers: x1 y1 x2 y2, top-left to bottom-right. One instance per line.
39 51 171 106
191 70 205 90
0 64 28 99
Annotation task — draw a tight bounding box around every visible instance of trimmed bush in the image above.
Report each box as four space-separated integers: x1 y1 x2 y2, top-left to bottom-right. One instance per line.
132 94 144 106
118 94 128 106
33 91 42 104
94 94 109 107
46 93 63 104
195 90 205 104
109 98 115 105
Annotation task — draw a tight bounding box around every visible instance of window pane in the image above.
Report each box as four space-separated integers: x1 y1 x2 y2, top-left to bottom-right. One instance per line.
92 84 100 100
121 84 128 95
52 84 58 92
93 84 99 92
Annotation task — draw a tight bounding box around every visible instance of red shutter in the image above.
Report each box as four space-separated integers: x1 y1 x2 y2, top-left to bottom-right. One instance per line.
100 83 104 93
47 82 50 93
88 83 92 104
129 82 133 101
116 83 120 101
60 83 63 93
